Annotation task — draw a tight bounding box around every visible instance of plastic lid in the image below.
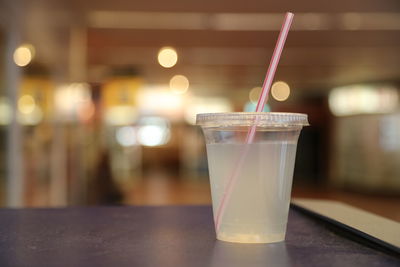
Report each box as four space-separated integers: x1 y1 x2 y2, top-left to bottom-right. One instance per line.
196 112 309 127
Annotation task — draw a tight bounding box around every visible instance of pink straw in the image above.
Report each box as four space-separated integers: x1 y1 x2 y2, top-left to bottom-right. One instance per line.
215 12 294 232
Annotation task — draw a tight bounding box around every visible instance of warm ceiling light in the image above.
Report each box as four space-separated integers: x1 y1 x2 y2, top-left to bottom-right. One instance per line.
158 47 178 68
169 75 189 94
249 87 262 104
13 44 35 67
271 81 290 101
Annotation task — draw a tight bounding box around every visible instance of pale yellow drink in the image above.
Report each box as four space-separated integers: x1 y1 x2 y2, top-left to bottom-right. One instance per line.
207 142 297 243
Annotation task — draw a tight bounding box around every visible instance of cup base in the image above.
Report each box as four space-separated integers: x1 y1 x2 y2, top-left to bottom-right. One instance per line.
216 232 285 244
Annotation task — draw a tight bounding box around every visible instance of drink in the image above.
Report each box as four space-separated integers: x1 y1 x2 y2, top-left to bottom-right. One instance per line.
206 142 297 243
196 112 308 243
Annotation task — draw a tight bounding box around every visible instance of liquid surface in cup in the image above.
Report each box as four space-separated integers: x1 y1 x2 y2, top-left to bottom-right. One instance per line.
206 142 297 243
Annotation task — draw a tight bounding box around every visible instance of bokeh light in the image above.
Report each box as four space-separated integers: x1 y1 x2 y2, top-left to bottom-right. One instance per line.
18 95 36 114
243 101 270 112
137 117 171 146
138 125 167 146
158 47 178 68
116 126 137 147
169 75 189 94
249 87 262 104
271 81 290 101
13 44 35 67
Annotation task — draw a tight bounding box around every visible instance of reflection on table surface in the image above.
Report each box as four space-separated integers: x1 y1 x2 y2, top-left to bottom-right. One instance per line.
210 241 290 267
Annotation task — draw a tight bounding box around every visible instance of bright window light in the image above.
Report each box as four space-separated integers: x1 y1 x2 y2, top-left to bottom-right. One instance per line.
137 85 185 120
137 116 170 147
329 85 399 116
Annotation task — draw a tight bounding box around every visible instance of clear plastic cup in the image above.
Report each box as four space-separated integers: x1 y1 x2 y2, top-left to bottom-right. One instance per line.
196 112 309 243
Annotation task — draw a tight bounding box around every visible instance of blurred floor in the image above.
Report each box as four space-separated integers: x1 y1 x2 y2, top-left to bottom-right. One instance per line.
124 173 400 223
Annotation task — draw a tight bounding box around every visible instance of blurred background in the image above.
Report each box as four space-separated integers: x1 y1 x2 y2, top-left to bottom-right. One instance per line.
0 0 399 219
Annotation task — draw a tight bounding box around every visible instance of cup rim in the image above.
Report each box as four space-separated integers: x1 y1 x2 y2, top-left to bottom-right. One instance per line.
196 112 309 127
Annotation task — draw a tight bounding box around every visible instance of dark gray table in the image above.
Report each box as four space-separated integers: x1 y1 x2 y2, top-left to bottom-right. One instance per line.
0 206 398 267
